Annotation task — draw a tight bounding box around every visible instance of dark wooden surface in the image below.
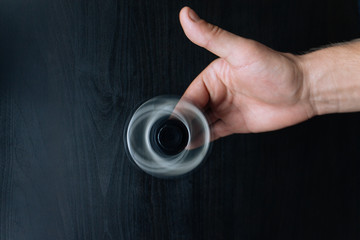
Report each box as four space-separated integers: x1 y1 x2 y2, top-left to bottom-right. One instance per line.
1 0 360 239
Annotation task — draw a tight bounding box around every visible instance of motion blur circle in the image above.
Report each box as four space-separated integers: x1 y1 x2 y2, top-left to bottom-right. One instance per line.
125 96 211 177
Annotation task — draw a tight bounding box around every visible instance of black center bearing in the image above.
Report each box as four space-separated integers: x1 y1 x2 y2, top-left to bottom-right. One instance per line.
150 116 189 156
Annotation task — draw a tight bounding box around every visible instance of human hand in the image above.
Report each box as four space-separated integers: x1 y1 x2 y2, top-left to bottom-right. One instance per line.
179 7 315 141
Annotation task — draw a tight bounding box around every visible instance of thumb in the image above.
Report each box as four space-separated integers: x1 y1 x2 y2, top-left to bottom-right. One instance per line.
179 6 256 65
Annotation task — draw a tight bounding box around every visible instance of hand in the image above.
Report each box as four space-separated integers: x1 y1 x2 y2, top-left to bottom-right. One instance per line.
179 7 315 141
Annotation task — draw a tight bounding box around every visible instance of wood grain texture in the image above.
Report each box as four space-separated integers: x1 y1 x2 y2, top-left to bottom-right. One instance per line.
0 0 360 239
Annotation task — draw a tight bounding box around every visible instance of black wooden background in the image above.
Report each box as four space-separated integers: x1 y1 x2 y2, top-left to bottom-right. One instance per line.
1 0 360 239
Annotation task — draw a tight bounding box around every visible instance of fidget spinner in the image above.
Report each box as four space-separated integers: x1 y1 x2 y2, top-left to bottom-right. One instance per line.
125 96 211 177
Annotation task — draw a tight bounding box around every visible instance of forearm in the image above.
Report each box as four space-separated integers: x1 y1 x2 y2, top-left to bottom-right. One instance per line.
299 40 360 116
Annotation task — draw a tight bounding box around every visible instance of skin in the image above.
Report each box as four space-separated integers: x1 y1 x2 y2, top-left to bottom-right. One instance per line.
179 7 360 141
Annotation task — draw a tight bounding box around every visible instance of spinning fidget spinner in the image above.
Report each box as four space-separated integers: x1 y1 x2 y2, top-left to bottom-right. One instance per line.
125 96 211 177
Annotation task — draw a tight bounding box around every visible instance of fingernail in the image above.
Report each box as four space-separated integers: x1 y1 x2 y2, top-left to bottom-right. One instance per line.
188 8 200 22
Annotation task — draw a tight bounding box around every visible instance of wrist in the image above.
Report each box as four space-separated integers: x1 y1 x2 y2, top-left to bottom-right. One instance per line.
298 42 360 116
298 49 340 116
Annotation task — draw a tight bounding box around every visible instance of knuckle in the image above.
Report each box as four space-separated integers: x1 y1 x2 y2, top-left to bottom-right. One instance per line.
209 24 223 37
212 59 230 81
205 23 223 48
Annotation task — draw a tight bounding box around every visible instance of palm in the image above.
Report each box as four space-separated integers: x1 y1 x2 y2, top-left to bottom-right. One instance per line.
208 47 312 136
